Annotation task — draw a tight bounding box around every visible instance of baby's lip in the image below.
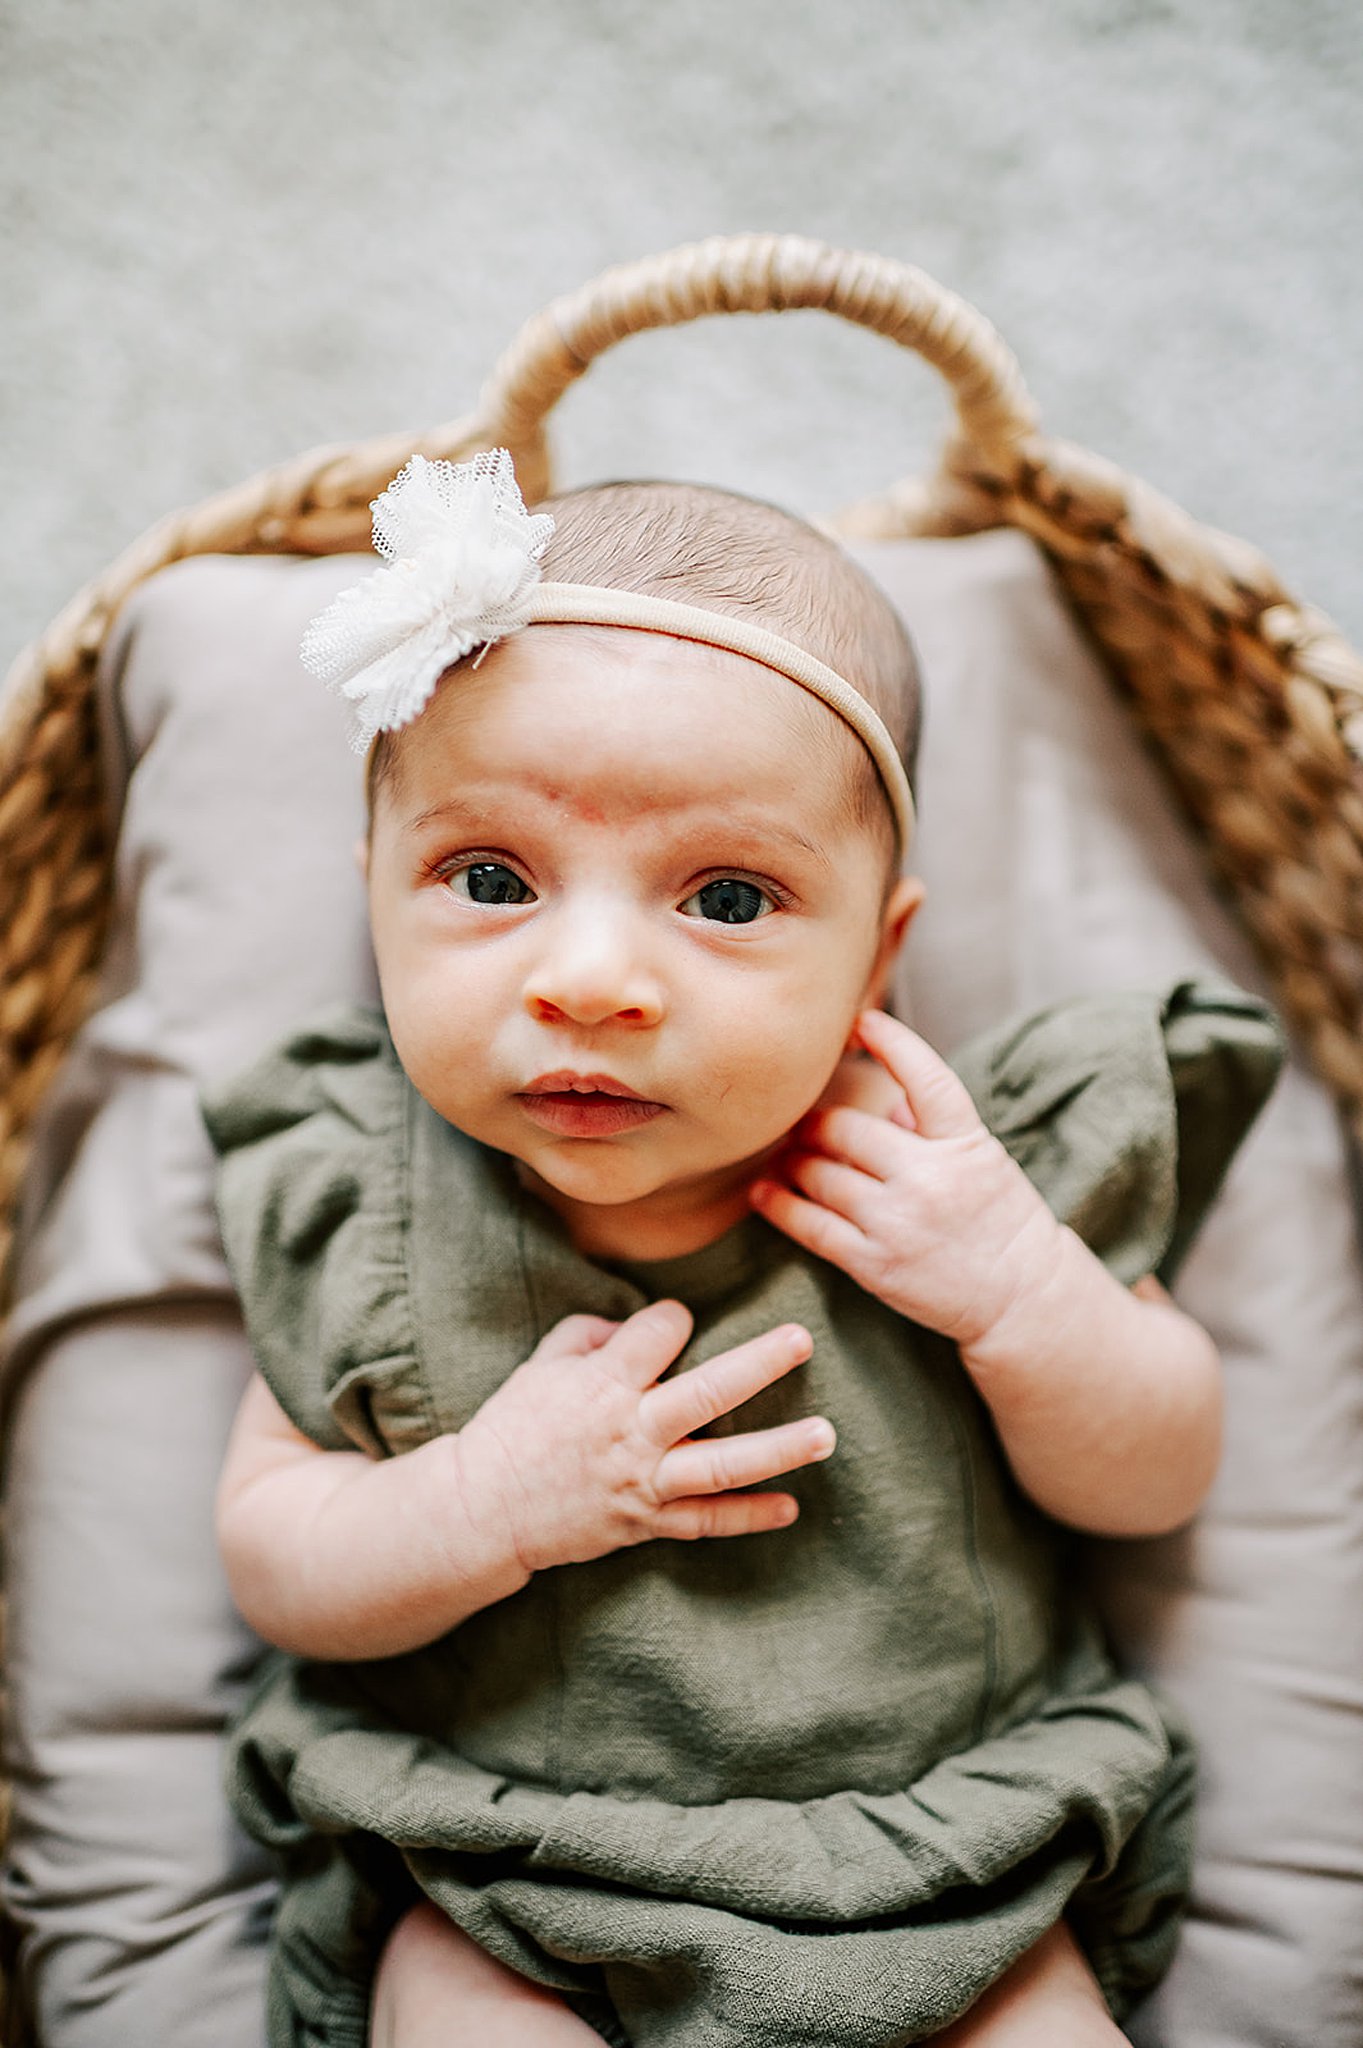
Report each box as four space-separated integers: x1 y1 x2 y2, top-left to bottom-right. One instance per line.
517 1073 667 1138
522 1071 652 1101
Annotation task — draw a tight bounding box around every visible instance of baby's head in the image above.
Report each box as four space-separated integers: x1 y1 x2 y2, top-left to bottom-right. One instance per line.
340 463 925 1256
369 477 920 867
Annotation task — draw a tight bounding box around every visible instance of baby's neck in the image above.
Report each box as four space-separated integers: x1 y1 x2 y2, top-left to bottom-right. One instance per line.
517 1164 758 1264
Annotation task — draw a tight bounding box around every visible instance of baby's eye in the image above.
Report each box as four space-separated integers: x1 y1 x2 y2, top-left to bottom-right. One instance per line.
444 861 536 906
679 878 774 925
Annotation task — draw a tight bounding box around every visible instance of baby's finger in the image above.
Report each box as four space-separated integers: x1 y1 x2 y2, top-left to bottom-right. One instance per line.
657 1415 836 1502
644 1322 812 1444
855 1010 980 1140
749 1177 871 1274
599 1300 695 1389
530 1313 623 1363
797 1104 911 1180
783 1149 879 1228
652 1491 801 1541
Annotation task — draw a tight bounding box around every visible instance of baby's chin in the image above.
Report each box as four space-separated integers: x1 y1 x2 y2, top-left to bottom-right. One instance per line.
511 1151 725 1213
511 1153 659 1211
507 1140 782 1258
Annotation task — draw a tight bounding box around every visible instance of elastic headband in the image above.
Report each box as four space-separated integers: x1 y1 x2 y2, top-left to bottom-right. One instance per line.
522 583 914 847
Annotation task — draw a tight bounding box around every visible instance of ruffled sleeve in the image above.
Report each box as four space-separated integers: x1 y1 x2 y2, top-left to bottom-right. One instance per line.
950 978 1284 1284
201 1004 431 1455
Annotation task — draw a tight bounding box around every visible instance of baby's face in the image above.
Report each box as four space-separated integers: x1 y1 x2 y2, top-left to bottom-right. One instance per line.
365 624 919 1257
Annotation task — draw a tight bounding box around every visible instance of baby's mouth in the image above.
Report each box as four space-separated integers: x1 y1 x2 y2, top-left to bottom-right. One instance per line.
518 1071 667 1138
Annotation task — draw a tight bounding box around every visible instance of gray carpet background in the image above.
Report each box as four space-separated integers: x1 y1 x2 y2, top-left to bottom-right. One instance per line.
2 0 1361 674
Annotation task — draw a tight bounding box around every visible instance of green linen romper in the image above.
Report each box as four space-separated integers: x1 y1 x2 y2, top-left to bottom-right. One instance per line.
204 977 1282 2048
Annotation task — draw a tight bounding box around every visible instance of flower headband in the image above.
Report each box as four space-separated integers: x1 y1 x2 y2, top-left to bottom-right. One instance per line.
301 449 915 846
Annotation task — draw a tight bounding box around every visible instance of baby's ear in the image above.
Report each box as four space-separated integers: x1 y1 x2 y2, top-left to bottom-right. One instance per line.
864 875 925 1009
354 836 370 881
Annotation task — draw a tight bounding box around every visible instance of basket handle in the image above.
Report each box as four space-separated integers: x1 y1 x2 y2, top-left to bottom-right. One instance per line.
0 236 1038 741
475 233 1039 488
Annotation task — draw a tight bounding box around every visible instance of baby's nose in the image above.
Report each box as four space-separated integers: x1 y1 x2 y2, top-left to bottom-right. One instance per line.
523 907 664 1028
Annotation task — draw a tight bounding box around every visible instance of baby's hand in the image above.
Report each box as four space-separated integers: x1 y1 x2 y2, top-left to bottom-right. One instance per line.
456 1302 834 1577
750 1009 1063 1350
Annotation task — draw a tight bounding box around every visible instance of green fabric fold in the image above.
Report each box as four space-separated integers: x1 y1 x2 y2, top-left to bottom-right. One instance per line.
951 977 1283 1284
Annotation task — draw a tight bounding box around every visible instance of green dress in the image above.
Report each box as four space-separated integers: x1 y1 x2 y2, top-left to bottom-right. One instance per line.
204 978 1281 2048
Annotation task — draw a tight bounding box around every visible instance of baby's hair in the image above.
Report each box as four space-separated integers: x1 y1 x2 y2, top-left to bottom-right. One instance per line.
368 477 922 851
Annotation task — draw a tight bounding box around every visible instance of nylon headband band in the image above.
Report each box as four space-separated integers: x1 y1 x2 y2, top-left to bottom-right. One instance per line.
523 582 916 849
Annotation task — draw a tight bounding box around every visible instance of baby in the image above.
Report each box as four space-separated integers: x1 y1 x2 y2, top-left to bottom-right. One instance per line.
206 453 1280 2048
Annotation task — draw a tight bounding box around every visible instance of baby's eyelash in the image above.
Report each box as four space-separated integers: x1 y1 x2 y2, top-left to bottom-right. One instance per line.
684 870 795 910
422 848 515 883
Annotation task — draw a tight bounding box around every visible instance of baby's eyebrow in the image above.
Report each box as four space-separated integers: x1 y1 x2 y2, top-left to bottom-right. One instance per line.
723 820 831 866
402 795 833 869
405 799 493 834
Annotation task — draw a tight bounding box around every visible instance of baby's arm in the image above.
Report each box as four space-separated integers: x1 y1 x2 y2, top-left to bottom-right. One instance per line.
217 1302 834 1661
751 1010 1221 1538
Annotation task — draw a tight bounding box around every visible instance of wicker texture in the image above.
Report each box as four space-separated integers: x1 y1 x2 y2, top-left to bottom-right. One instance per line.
4 232 1363 1294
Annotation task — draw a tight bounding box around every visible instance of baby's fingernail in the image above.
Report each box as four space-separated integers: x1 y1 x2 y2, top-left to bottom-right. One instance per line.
810 1422 837 1458
650 1298 690 1329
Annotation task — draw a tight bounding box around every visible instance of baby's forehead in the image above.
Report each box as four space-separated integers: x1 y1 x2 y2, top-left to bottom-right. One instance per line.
381 621 891 854
419 622 846 766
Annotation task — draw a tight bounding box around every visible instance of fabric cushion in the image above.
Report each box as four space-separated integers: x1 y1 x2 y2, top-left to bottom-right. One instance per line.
2 531 1360 2047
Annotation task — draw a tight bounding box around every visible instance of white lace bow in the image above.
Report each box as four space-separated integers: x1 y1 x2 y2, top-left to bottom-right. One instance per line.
301 449 555 747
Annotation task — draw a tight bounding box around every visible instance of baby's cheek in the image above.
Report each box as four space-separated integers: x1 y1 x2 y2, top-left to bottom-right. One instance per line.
385 1010 482 1129
720 1043 843 1148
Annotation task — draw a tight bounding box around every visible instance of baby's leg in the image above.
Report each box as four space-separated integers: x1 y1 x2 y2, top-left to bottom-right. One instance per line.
933 1922 1126 2046
369 1903 602 2046
370 1906 1121 2047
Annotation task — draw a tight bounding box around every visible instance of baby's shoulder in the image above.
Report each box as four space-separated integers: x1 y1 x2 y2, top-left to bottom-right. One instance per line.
201 1001 404 1160
951 977 1283 1283
202 1004 439 1454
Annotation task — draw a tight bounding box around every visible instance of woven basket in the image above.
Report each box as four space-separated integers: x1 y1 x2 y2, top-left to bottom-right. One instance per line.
4 227 1363 1311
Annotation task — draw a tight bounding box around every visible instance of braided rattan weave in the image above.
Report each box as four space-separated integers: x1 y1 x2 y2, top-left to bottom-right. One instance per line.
4 230 1363 1306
